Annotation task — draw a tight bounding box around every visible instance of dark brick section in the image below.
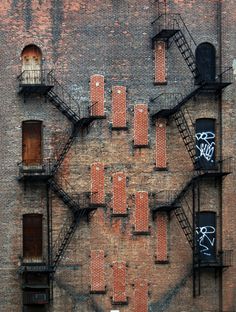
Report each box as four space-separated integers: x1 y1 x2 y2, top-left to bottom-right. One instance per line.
0 1 235 312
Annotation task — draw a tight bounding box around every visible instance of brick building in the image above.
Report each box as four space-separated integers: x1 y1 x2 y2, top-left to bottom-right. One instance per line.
0 0 235 311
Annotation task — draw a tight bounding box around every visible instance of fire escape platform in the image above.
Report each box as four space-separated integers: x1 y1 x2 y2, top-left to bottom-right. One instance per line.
200 81 232 92
152 29 179 45
18 163 53 181
151 203 181 213
19 84 53 96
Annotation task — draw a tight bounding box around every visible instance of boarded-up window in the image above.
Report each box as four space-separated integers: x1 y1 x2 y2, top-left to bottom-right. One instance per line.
196 212 216 263
195 43 216 83
112 172 127 215
91 163 105 204
156 212 168 262
90 250 105 293
134 279 148 312
112 86 127 129
21 45 42 84
134 104 149 147
112 261 127 304
22 121 42 165
23 214 43 262
156 118 167 169
134 192 149 233
90 74 105 116
195 118 215 170
155 41 166 84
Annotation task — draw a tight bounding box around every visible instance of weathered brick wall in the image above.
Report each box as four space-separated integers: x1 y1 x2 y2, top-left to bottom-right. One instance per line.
0 1 235 312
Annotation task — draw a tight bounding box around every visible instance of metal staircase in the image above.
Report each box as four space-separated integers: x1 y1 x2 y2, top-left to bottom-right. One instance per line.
51 126 79 175
47 72 103 128
173 108 196 166
175 206 193 248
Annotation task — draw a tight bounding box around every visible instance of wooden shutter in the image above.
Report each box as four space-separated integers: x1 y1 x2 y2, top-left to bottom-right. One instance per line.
23 214 43 261
22 121 42 165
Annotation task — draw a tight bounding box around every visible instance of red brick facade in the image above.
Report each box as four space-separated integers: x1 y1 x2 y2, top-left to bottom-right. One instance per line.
91 162 105 204
155 41 166 84
134 191 149 233
112 261 127 304
112 86 127 129
156 118 167 169
90 250 105 293
0 1 235 312
90 74 105 117
112 172 127 215
133 104 149 147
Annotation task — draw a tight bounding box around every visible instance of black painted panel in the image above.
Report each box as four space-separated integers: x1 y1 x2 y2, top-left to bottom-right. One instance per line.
196 212 216 262
195 118 215 169
196 43 216 83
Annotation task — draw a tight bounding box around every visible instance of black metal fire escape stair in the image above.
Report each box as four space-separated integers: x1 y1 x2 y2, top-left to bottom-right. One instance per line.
48 178 96 271
50 126 79 175
173 30 200 80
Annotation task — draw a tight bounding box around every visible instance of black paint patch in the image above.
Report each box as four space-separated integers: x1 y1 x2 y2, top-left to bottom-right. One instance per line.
24 0 32 30
55 277 104 312
51 0 64 62
149 270 192 312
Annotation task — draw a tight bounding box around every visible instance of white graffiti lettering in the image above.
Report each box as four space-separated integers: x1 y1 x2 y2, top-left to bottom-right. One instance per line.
195 131 215 162
196 226 215 256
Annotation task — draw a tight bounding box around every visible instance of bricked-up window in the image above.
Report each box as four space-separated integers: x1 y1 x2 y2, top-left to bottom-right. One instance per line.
22 121 42 166
21 45 42 84
90 74 105 117
154 41 166 84
134 192 149 233
91 163 105 204
112 86 127 129
90 250 105 293
156 118 167 169
112 172 127 215
112 261 127 304
134 104 149 147
156 212 168 263
134 279 148 312
23 214 43 262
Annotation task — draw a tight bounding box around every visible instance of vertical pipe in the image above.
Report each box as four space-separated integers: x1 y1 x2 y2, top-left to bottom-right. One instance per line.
217 1 223 311
192 181 196 298
197 180 201 296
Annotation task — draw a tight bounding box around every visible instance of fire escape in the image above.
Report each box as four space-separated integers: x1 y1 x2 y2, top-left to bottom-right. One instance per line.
150 13 233 296
17 69 104 309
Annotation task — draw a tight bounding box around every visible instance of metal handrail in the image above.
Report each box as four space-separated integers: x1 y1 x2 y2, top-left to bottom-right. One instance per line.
18 69 53 85
18 159 55 176
47 71 81 119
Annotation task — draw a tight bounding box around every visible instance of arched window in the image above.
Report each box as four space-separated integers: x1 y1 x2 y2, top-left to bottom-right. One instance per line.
195 118 215 170
22 120 42 165
196 211 216 263
195 43 216 83
23 214 43 262
21 45 42 84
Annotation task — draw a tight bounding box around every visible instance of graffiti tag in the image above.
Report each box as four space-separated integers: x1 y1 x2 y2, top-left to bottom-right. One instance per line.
196 226 216 256
195 131 215 162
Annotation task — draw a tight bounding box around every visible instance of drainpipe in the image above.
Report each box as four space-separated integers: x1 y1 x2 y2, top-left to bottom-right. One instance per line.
217 1 223 311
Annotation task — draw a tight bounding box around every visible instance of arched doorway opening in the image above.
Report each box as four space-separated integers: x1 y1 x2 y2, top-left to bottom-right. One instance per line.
21 44 42 84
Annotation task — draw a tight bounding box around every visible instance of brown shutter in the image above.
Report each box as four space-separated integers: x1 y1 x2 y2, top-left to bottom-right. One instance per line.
23 214 43 261
22 121 42 165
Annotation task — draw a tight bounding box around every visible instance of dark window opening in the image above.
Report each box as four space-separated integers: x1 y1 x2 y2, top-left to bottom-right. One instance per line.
195 42 216 83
